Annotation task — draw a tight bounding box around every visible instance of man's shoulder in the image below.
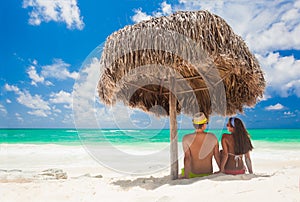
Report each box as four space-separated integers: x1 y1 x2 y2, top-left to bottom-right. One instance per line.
206 132 217 139
183 133 194 138
182 133 194 141
205 132 218 144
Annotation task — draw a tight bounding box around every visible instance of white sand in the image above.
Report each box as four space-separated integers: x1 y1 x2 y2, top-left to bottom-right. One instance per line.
0 143 299 202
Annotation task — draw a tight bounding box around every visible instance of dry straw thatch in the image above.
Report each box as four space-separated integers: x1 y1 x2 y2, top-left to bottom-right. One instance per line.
97 10 265 117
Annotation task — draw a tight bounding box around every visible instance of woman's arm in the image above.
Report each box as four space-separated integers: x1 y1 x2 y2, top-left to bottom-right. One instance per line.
245 151 253 174
213 141 221 170
220 135 228 173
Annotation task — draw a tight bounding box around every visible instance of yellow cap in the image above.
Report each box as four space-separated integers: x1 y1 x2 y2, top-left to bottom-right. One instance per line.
192 112 208 124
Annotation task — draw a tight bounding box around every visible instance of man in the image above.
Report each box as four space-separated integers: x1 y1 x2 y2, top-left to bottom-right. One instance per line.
181 112 221 178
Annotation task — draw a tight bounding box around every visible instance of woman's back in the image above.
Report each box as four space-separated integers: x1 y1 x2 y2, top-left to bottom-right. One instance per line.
222 134 244 170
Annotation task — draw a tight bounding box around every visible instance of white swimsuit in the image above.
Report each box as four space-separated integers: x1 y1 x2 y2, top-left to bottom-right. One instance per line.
228 153 243 168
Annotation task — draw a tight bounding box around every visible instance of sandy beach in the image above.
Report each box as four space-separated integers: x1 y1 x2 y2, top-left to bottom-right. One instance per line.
0 143 299 202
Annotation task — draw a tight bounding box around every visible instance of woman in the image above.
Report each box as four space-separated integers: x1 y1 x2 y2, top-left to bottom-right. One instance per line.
220 117 253 174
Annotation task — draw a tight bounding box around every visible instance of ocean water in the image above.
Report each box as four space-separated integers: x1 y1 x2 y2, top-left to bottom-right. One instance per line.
0 129 300 146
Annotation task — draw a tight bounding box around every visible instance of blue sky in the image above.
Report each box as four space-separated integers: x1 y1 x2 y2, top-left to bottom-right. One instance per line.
0 0 300 129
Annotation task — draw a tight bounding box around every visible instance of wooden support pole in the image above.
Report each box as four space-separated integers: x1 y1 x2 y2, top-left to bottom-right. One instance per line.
169 76 178 180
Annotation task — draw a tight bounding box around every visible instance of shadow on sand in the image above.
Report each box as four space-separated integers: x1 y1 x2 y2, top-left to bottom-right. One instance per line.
112 173 274 190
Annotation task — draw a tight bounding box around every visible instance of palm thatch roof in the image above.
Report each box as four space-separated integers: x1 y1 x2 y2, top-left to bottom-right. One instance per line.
97 10 265 117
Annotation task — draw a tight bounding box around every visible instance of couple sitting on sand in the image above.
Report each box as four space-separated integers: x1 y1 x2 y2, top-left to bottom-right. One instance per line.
181 112 253 179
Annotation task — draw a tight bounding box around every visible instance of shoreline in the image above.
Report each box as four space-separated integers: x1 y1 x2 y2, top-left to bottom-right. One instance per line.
1 138 300 146
1 128 300 146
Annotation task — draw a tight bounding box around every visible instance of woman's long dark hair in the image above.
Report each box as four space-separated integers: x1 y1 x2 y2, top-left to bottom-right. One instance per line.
229 117 253 155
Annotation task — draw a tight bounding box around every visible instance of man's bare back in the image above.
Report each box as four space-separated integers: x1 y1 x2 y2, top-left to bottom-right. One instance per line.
183 132 219 174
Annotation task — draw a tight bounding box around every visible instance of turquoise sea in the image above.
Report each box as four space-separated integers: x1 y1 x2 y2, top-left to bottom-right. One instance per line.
0 129 300 146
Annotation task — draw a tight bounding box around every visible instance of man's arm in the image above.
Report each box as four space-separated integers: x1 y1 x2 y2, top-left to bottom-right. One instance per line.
182 137 191 179
220 135 228 173
213 141 221 170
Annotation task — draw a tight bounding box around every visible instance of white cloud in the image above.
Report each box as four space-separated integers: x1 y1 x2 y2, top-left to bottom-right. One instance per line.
52 106 62 114
62 113 74 124
257 53 300 97
22 0 84 30
50 90 72 108
27 65 45 86
0 104 7 116
6 99 11 104
96 103 134 128
26 59 77 86
265 103 285 111
161 1 172 15
72 57 101 128
153 1 173 18
5 84 20 92
283 111 296 117
50 90 72 103
64 104 72 109
41 59 78 80
15 113 24 122
28 110 48 117
132 9 152 23
17 91 51 111
45 81 54 86
259 94 272 102
245 1 300 54
100 102 169 129
17 91 51 117
132 2 173 23
5 83 51 117
72 57 140 128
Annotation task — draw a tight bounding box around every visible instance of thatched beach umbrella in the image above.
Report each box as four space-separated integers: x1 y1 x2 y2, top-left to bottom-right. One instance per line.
97 10 265 179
